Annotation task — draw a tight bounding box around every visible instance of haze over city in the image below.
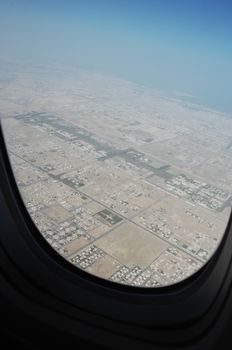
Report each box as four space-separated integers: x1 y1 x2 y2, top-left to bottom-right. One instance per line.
0 0 232 113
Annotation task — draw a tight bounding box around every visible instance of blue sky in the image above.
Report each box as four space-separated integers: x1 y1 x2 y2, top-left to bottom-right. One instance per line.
0 0 231 113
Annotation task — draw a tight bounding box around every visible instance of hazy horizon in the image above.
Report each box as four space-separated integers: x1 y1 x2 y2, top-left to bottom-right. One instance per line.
0 0 232 113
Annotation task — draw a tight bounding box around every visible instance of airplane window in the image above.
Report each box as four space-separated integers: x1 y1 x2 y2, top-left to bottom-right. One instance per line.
0 1 231 287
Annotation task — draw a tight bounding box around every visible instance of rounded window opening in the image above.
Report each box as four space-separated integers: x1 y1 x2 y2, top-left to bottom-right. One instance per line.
1 1 231 287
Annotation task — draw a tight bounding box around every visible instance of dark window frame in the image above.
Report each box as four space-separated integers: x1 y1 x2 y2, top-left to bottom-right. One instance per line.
1 120 232 349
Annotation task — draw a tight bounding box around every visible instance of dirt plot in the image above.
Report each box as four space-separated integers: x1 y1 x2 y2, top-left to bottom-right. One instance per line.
42 204 73 223
96 222 168 268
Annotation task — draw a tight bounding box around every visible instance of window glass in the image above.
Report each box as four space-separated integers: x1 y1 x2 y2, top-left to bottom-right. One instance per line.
1 1 231 287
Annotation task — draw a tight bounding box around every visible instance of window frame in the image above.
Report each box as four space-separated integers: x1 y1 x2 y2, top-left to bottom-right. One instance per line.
1 120 232 348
